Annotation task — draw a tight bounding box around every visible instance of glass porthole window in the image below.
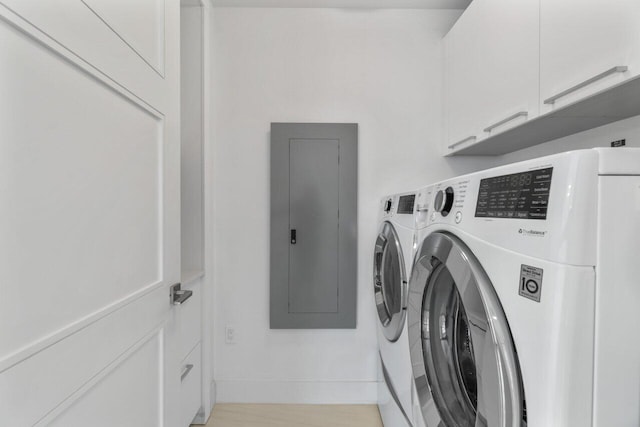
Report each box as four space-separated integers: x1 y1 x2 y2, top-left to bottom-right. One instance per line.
408 232 526 427
373 222 408 342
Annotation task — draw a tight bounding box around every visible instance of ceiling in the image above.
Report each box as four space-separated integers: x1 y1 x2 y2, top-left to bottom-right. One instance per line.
209 0 472 9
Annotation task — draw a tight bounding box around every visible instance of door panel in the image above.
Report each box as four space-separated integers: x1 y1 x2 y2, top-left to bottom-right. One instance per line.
46 331 163 427
289 138 340 314
0 0 167 110
0 0 180 425
0 286 167 426
82 0 165 74
270 123 357 329
0 17 162 359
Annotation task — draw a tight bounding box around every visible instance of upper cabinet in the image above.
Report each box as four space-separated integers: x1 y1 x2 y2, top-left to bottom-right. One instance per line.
444 0 640 156
540 0 640 113
444 10 480 152
445 0 539 152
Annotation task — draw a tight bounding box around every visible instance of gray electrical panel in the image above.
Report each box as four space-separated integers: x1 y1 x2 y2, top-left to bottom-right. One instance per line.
270 123 357 329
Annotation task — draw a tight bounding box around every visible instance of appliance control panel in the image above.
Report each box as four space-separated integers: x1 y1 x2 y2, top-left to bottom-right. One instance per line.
475 168 553 220
431 180 469 224
422 149 605 266
429 168 554 224
380 192 417 225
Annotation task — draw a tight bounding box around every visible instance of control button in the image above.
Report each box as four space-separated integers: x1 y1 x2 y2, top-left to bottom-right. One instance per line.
455 211 462 224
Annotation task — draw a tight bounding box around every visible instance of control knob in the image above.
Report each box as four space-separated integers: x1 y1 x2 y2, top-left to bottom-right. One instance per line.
384 198 393 213
433 187 455 217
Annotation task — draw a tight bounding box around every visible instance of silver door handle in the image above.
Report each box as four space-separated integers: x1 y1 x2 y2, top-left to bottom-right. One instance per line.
543 65 628 105
483 111 528 133
181 364 194 381
448 135 476 150
170 283 193 305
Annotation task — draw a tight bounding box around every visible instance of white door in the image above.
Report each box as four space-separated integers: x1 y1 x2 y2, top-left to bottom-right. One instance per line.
0 1 181 426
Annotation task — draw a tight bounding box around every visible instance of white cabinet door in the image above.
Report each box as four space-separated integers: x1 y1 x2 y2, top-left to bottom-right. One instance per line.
444 0 539 154
540 0 640 113
472 0 539 138
0 1 181 426
444 5 484 152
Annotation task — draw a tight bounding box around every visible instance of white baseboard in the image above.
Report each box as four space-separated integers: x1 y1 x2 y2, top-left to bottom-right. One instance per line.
192 380 216 425
210 379 217 407
215 380 377 404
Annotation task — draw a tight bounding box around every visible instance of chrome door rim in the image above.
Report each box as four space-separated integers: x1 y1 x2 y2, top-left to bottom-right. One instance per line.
373 221 408 342
408 231 524 427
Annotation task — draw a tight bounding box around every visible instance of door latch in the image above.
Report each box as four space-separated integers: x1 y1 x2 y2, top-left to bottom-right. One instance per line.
170 283 193 305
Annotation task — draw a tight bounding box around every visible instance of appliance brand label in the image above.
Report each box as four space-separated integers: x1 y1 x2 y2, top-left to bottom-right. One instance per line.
518 228 547 237
519 265 543 302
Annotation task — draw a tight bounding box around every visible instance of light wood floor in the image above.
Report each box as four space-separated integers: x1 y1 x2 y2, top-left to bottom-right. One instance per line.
195 404 383 427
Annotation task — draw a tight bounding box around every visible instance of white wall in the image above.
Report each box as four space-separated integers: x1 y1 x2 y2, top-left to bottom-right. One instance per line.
209 7 502 404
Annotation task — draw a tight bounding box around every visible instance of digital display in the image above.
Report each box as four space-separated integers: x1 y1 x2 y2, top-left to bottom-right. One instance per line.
475 168 553 220
397 195 416 214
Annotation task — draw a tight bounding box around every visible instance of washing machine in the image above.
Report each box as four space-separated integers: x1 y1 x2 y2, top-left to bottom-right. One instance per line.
407 148 640 427
374 190 429 426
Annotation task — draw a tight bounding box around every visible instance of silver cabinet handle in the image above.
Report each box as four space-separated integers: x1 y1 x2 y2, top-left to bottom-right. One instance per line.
483 111 528 133
544 65 628 105
448 135 476 150
181 364 194 381
170 283 193 305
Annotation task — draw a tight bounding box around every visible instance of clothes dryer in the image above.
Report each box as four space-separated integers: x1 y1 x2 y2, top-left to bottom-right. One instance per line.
374 191 427 426
408 148 640 427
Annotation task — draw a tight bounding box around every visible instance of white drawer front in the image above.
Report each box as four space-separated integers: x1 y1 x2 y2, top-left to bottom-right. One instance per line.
180 343 202 427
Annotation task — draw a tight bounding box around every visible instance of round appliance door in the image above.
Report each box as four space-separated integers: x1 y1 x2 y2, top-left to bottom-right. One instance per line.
373 221 408 342
408 231 525 427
